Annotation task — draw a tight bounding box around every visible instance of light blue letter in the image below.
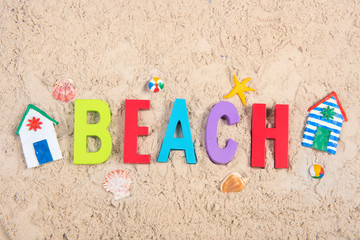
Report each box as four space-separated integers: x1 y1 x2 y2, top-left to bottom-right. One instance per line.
157 99 197 164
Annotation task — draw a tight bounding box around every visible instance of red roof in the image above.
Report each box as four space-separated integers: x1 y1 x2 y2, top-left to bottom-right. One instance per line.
308 91 348 122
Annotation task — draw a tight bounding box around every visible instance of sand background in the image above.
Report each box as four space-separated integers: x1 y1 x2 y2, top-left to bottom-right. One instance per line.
1 0 360 239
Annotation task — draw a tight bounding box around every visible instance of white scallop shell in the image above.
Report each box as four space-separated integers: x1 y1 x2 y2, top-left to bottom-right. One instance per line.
103 169 132 200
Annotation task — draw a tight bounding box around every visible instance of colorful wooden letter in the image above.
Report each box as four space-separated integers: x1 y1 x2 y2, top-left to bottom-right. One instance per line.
157 99 197 164
251 104 289 168
205 101 239 164
124 99 151 164
74 99 112 164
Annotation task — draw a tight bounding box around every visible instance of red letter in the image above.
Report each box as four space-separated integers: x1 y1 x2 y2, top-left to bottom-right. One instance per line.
124 100 150 164
251 104 289 168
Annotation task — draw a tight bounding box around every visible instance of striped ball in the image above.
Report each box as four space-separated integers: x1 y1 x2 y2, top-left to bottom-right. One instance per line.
309 164 324 179
148 77 164 93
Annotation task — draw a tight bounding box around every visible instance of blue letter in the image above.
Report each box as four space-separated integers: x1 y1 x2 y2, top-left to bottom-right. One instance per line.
157 99 197 164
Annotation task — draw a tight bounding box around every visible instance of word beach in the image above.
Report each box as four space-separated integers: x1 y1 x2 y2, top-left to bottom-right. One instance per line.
73 99 289 168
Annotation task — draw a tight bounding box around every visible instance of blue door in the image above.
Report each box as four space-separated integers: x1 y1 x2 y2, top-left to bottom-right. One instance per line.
33 139 53 165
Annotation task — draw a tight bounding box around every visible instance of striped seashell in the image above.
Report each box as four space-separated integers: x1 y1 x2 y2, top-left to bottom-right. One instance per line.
103 169 132 200
52 78 75 102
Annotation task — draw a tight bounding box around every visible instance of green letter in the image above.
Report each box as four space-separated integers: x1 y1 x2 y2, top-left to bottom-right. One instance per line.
74 99 112 164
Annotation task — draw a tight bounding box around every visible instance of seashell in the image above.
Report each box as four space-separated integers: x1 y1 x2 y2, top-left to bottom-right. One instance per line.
221 172 248 193
309 164 324 179
52 78 75 102
103 169 132 200
148 77 164 92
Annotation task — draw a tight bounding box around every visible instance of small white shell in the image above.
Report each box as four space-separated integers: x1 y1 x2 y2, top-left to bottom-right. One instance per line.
103 169 132 200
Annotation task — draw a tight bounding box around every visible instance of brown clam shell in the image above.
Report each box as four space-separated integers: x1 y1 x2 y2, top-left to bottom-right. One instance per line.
221 172 248 193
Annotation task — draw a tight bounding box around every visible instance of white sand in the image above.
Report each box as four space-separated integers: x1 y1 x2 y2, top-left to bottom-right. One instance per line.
1 0 359 239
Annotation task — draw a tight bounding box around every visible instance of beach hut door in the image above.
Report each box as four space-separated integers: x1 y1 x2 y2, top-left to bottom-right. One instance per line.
312 126 331 152
33 139 53 165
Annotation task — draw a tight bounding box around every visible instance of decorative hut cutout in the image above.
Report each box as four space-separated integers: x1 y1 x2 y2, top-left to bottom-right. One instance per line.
16 104 63 168
301 92 348 155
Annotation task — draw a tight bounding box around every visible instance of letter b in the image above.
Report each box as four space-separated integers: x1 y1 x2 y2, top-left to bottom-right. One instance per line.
74 99 112 164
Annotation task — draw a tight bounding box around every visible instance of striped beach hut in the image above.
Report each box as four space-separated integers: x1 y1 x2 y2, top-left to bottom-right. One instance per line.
301 92 348 155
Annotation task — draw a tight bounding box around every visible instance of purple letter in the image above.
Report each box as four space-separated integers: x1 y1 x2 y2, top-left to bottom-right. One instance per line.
205 101 239 164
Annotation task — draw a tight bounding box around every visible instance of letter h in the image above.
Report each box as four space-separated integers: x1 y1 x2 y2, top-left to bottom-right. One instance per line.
251 104 289 168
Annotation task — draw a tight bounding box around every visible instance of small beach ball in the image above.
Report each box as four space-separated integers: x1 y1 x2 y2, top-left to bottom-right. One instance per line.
148 77 164 92
309 164 324 179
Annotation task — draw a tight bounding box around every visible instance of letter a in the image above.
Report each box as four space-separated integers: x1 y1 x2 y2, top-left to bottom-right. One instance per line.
251 104 289 168
74 99 112 164
157 99 197 164
205 101 239 164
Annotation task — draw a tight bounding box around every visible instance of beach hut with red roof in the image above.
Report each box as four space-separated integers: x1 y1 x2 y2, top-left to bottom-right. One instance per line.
301 92 347 154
